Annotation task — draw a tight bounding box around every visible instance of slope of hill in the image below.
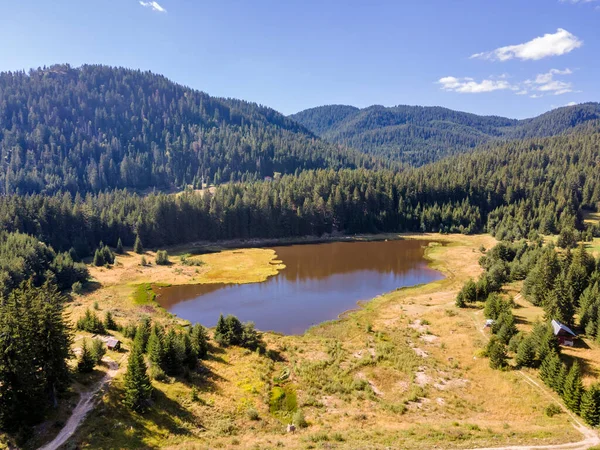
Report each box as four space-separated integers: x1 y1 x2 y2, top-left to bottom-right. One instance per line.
0 65 383 195
290 103 600 166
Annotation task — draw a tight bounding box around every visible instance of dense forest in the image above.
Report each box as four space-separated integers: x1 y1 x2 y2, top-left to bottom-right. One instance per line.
0 65 386 195
1 131 599 257
290 103 600 166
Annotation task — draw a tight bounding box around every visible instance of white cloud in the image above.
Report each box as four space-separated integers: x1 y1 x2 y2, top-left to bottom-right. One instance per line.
438 76 512 93
526 68 575 96
565 101 578 106
470 28 582 61
139 1 166 12
438 68 577 98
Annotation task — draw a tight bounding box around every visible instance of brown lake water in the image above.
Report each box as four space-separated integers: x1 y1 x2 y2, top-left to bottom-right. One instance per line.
156 240 443 335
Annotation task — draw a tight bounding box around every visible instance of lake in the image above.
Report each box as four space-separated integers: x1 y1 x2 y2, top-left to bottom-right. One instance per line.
156 239 443 334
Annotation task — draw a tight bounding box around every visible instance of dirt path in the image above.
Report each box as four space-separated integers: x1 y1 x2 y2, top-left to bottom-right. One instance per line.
468 309 600 450
39 357 121 450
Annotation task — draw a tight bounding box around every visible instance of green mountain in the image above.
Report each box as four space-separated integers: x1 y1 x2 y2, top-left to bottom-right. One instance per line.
0 64 383 195
290 103 600 166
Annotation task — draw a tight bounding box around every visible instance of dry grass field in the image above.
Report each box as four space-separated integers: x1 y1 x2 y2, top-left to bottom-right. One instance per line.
22 233 595 449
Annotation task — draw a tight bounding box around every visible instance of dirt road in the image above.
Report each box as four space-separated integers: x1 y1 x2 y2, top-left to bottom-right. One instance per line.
39 357 120 450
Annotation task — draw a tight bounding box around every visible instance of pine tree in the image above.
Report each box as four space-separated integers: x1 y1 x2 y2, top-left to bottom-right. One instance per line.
562 361 584 413
116 238 124 254
214 314 227 346
90 339 106 365
487 337 508 370
515 334 537 368
544 272 575 327
134 235 144 254
181 332 198 370
77 339 96 373
146 325 165 368
136 317 152 351
104 311 117 331
580 383 600 427
93 249 105 267
191 324 209 359
123 332 152 412
163 329 183 376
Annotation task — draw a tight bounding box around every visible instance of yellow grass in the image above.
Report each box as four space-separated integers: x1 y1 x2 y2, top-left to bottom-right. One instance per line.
28 234 587 449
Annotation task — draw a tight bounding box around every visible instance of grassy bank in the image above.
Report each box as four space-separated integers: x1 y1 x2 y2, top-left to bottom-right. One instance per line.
29 233 587 449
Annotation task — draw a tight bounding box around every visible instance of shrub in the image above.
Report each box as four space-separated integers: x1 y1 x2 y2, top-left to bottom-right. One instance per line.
72 281 84 295
545 403 562 417
149 365 167 381
140 256 147 266
293 409 308 428
246 408 260 421
155 250 169 265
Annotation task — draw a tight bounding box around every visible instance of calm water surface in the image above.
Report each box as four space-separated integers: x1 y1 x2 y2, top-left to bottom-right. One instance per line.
156 240 443 334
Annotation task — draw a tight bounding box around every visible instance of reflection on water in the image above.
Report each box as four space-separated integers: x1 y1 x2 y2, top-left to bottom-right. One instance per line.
156 240 443 334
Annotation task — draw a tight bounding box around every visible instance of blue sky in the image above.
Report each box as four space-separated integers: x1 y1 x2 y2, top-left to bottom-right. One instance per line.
1 0 598 118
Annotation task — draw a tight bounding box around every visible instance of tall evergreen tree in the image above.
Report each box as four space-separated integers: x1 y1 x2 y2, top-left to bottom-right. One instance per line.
77 339 96 373
580 383 600 427
116 238 124 254
562 361 584 413
134 235 144 254
123 332 152 412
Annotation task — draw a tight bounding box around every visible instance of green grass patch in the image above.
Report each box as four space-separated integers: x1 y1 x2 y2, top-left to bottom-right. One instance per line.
132 283 156 305
269 385 298 421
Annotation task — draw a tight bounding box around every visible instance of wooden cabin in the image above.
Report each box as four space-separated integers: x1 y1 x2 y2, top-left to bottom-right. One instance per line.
551 319 577 347
106 338 121 351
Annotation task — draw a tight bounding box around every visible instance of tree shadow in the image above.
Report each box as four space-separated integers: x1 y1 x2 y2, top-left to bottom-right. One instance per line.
561 351 600 379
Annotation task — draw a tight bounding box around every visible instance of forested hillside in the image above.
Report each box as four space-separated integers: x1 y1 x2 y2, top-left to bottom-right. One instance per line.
0 65 383 195
290 103 600 166
2 131 598 257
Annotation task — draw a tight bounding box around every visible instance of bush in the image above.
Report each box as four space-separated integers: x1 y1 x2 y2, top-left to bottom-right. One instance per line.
545 403 562 417
180 254 204 266
155 250 169 265
149 365 167 381
246 408 260 421
140 256 147 266
293 409 308 428
72 281 84 294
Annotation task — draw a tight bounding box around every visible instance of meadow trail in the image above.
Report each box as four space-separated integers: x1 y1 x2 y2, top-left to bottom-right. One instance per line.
39 357 122 450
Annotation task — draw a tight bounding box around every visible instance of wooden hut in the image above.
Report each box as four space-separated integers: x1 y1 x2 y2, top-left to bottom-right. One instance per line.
551 319 577 347
106 338 121 351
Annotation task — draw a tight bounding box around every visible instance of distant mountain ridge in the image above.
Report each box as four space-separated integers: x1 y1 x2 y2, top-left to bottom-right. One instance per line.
290 103 600 166
0 64 383 195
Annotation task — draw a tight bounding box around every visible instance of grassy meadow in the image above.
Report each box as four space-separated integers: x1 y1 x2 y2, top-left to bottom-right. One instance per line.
21 233 598 449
